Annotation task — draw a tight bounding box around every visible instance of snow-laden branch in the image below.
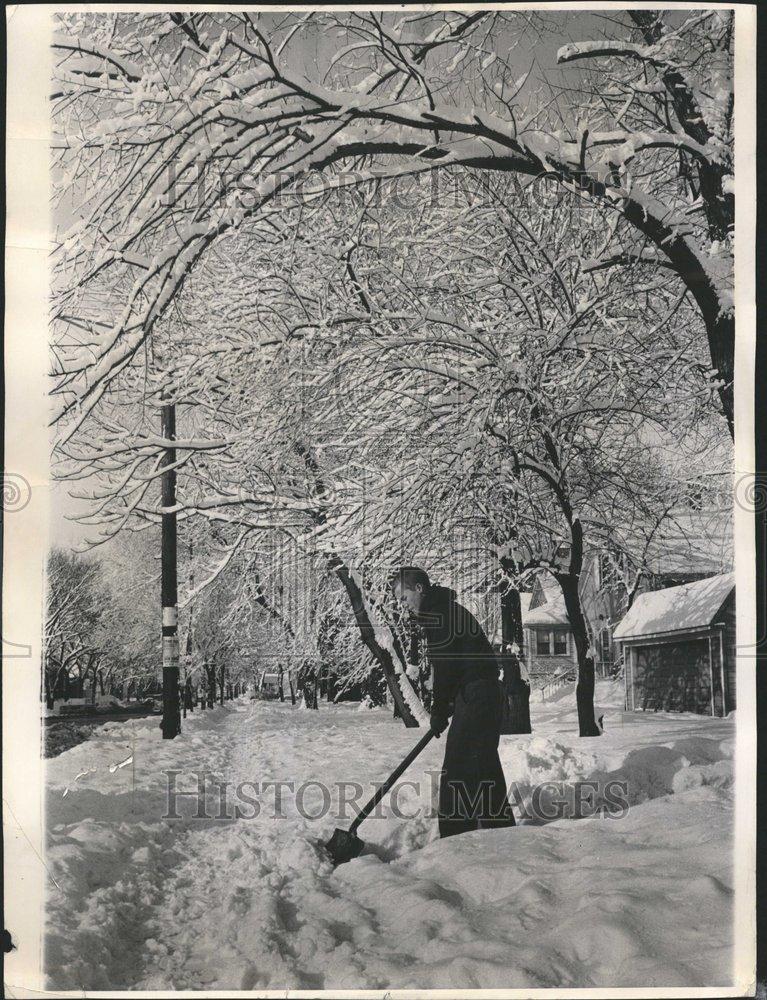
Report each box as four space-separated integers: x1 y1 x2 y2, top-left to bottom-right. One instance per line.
52 32 142 82
179 528 252 608
558 40 677 70
51 8 734 442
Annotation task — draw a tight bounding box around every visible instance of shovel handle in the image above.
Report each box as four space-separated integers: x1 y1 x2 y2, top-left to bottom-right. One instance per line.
350 729 435 834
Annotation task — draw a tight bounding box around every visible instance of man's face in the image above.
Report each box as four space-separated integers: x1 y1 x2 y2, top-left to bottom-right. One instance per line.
394 579 425 614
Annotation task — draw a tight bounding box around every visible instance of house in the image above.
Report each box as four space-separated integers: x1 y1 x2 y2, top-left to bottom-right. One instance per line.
613 572 736 717
490 572 616 687
582 511 733 672
258 671 282 699
523 579 578 682
482 511 732 696
510 543 732 688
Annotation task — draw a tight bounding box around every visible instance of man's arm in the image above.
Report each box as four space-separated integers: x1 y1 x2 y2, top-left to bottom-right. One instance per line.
429 651 461 726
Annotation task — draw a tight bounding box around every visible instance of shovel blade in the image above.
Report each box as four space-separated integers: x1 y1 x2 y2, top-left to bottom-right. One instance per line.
324 827 365 866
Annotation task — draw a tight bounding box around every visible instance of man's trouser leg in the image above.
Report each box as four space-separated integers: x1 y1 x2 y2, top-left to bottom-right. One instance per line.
438 677 515 838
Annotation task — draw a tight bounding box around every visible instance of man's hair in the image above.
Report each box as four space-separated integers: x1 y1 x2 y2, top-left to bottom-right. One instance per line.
390 566 431 591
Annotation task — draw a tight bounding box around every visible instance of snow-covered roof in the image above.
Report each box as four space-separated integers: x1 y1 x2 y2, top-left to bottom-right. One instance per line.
525 583 569 627
613 572 734 642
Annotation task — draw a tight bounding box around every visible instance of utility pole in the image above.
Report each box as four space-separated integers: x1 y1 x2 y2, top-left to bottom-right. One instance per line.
183 538 194 717
160 399 181 739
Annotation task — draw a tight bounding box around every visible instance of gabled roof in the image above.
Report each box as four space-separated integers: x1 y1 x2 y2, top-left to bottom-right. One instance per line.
524 579 569 627
613 572 734 642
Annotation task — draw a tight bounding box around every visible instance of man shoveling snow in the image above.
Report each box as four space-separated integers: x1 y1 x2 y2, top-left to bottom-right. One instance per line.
393 567 515 838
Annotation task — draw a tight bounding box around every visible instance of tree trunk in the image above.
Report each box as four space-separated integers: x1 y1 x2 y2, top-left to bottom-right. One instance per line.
89 655 98 705
312 667 320 710
299 662 319 709
44 670 55 710
307 667 318 710
205 660 216 708
557 573 601 737
499 581 532 734
278 666 285 702
325 669 336 702
288 671 296 705
329 556 420 726
219 664 225 705
181 677 192 716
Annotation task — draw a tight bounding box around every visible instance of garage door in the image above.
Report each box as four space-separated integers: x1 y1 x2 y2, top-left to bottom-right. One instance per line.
633 638 711 714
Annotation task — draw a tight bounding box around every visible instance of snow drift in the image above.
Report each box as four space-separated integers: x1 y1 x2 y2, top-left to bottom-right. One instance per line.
44 681 734 990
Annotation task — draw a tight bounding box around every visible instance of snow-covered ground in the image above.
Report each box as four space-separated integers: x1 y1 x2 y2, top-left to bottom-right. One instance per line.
44 680 735 991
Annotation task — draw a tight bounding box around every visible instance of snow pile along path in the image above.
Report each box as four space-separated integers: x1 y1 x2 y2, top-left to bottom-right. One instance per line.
44 683 735 991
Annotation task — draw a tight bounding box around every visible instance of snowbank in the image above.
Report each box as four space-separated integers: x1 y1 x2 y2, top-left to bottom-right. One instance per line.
44 683 735 990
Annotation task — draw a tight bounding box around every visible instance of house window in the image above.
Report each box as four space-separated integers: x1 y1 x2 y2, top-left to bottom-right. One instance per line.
536 631 568 656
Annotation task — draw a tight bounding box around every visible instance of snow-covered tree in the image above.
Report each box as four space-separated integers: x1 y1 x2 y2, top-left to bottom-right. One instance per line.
45 549 105 706
297 176 728 735
44 536 160 706
50 13 733 735
51 10 735 442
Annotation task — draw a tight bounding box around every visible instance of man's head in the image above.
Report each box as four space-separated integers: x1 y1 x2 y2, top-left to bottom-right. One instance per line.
391 566 431 614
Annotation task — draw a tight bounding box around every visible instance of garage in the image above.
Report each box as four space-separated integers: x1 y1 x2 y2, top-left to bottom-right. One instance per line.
613 573 735 717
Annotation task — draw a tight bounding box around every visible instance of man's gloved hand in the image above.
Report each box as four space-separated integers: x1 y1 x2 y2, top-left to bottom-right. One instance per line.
429 712 448 738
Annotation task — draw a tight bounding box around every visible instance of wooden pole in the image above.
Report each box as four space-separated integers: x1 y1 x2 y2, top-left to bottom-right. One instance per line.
184 539 194 716
160 400 181 739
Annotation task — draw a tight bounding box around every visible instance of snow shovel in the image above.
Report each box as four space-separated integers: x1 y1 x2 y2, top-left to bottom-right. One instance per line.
325 729 435 866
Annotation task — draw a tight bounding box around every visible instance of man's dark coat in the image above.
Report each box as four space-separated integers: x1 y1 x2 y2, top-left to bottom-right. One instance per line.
417 585 515 838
